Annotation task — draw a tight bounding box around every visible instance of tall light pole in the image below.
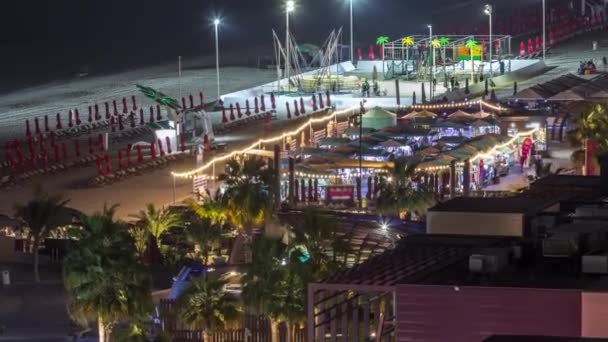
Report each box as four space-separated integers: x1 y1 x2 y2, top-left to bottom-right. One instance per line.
428 25 433 100
286 0 295 91
542 0 546 61
484 4 493 78
349 0 354 62
213 19 221 100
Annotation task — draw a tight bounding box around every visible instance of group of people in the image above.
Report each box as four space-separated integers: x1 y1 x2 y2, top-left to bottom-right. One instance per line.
360 79 380 97
578 60 597 75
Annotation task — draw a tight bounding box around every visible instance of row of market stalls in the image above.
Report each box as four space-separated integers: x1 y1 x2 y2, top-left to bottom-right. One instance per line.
277 105 519 207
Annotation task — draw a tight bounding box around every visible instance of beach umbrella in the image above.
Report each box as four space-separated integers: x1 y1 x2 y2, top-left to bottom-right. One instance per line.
245 100 251 116
126 145 132 165
270 92 276 109
294 100 300 117
156 105 162 121
118 150 124 169
180 134 186 152
53 144 61 163
36 117 42 134
236 103 242 118
96 155 104 175
95 103 100 120
150 142 157 160
132 95 138 111
318 93 324 108
312 95 318 111
110 116 116 132
326 90 331 107
105 102 110 119
88 106 93 123
149 106 155 123
26 119 31 136
130 112 136 128
44 115 50 132
55 113 63 130
221 107 228 123
158 139 165 157
254 97 260 114
299 97 305 114
527 38 533 54
182 97 187 109
75 109 81 125
113 99 118 115
122 97 128 114
61 142 68 160
189 94 194 108
136 145 144 162
286 102 291 119
199 92 204 106
139 108 145 126
535 36 541 51
98 134 105 152
68 110 74 128
229 104 235 121
369 45 375 60
520 41 525 57
118 115 125 130
260 94 266 112
203 134 210 151
165 136 172 154
88 136 94 154
105 154 112 173
357 48 362 60
74 140 81 158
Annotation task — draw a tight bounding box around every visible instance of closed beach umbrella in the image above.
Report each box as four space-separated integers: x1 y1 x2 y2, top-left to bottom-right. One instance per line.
286 102 291 119
150 142 157 160
255 97 259 114
55 113 62 130
165 136 172 154
44 115 50 132
75 109 81 125
199 92 204 106
237 103 242 118
68 110 73 128
312 95 318 111
260 94 266 112
88 106 93 123
110 116 116 132
222 107 228 123
300 97 305 114
318 93 324 108
229 104 235 121
122 97 128 114
126 145 132 165
139 108 145 126
137 145 144 162
182 97 187 109
132 95 138 111
118 115 125 130
294 100 300 117
149 106 155 123
245 100 251 116
157 139 165 157
519 41 525 57
156 105 162 121
105 154 112 173
98 133 104 152
189 94 194 108
180 134 186 152
96 155 104 175
113 99 118 115
326 90 331 107
270 92 276 109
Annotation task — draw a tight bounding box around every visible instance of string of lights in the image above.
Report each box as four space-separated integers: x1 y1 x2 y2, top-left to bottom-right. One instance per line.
410 100 506 111
171 105 359 178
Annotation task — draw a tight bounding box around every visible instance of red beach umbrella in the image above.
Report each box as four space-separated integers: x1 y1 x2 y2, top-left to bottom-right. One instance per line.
286 102 291 119
260 94 266 112
132 95 138 111
157 139 165 157
318 93 324 108
75 109 81 125
122 97 128 113
44 115 50 132
182 97 187 109
113 99 118 115
110 116 116 132
96 155 104 175
229 104 235 121
88 106 93 123
118 115 125 130
357 48 362 60
245 100 251 116
35 117 42 134
254 97 260 114
520 41 525 57
165 136 172 154
126 145 132 165
150 143 157 160
236 103 242 118
312 95 318 111
535 36 541 51
378 45 383 59
326 90 331 107
136 145 144 162
199 92 204 106
130 112 136 128
221 107 228 123
139 108 145 126
68 110 73 128
156 105 162 121
180 134 186 152
98 133 105 152
299 97 305 114
55 113 62 130
270 93 276 109
105 154 112 173
527 38 534 54
189 94 194 108
203 134 210 151
149 106 155 123
369 45 375 60
293 100 300 117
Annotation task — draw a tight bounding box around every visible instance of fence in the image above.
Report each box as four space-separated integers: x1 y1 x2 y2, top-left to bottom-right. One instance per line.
158 299 306 342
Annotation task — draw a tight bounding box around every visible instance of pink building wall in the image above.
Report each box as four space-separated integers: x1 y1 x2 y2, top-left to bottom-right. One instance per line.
396 285 581 342
582 292 608 338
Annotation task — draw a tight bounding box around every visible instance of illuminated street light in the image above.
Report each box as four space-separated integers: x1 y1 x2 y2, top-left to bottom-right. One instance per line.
213 18 221 99
484 4 493 77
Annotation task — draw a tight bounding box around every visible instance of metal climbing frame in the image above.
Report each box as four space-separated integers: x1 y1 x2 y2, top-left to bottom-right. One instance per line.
382 34 512 81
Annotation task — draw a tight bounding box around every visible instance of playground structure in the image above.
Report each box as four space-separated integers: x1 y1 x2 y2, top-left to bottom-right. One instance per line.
380 34 513 82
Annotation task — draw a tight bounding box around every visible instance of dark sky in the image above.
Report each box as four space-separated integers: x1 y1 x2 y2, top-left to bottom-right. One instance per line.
1 0 539 90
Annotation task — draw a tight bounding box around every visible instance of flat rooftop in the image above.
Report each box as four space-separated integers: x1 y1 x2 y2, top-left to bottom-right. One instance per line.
428 197 557 214
484 336 608 342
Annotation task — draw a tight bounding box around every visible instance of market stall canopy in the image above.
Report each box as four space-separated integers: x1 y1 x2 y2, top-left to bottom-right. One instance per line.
446 110 475 123
549 74 608 101
362 107 397 130
402 109 437 119
511 74 586 100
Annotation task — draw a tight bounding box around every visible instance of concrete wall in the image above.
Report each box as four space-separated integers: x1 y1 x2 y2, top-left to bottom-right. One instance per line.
427 211 524 236
396 285 582 342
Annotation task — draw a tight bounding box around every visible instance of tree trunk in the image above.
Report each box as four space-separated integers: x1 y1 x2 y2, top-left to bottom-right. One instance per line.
33 237 40 283
98 316 105 342
285 321 291 342
270 320 280 342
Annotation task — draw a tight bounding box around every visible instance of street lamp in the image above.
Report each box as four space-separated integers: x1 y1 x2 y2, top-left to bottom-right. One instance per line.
484 4 493 77
213 18 221 100
285 0 295 90
349 0 354 63
542 0 546 60
428 25 433 100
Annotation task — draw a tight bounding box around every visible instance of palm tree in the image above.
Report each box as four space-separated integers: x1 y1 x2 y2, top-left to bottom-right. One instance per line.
439 37 450 77
376 36 389 46
566 103 608 169
132 204 182 249
534 160 564 179
14 186 70 282
64 212 152 342
401 37 414 71
188 191 228 226
465 39 478 81
185 216 222 265
174 276 240 342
